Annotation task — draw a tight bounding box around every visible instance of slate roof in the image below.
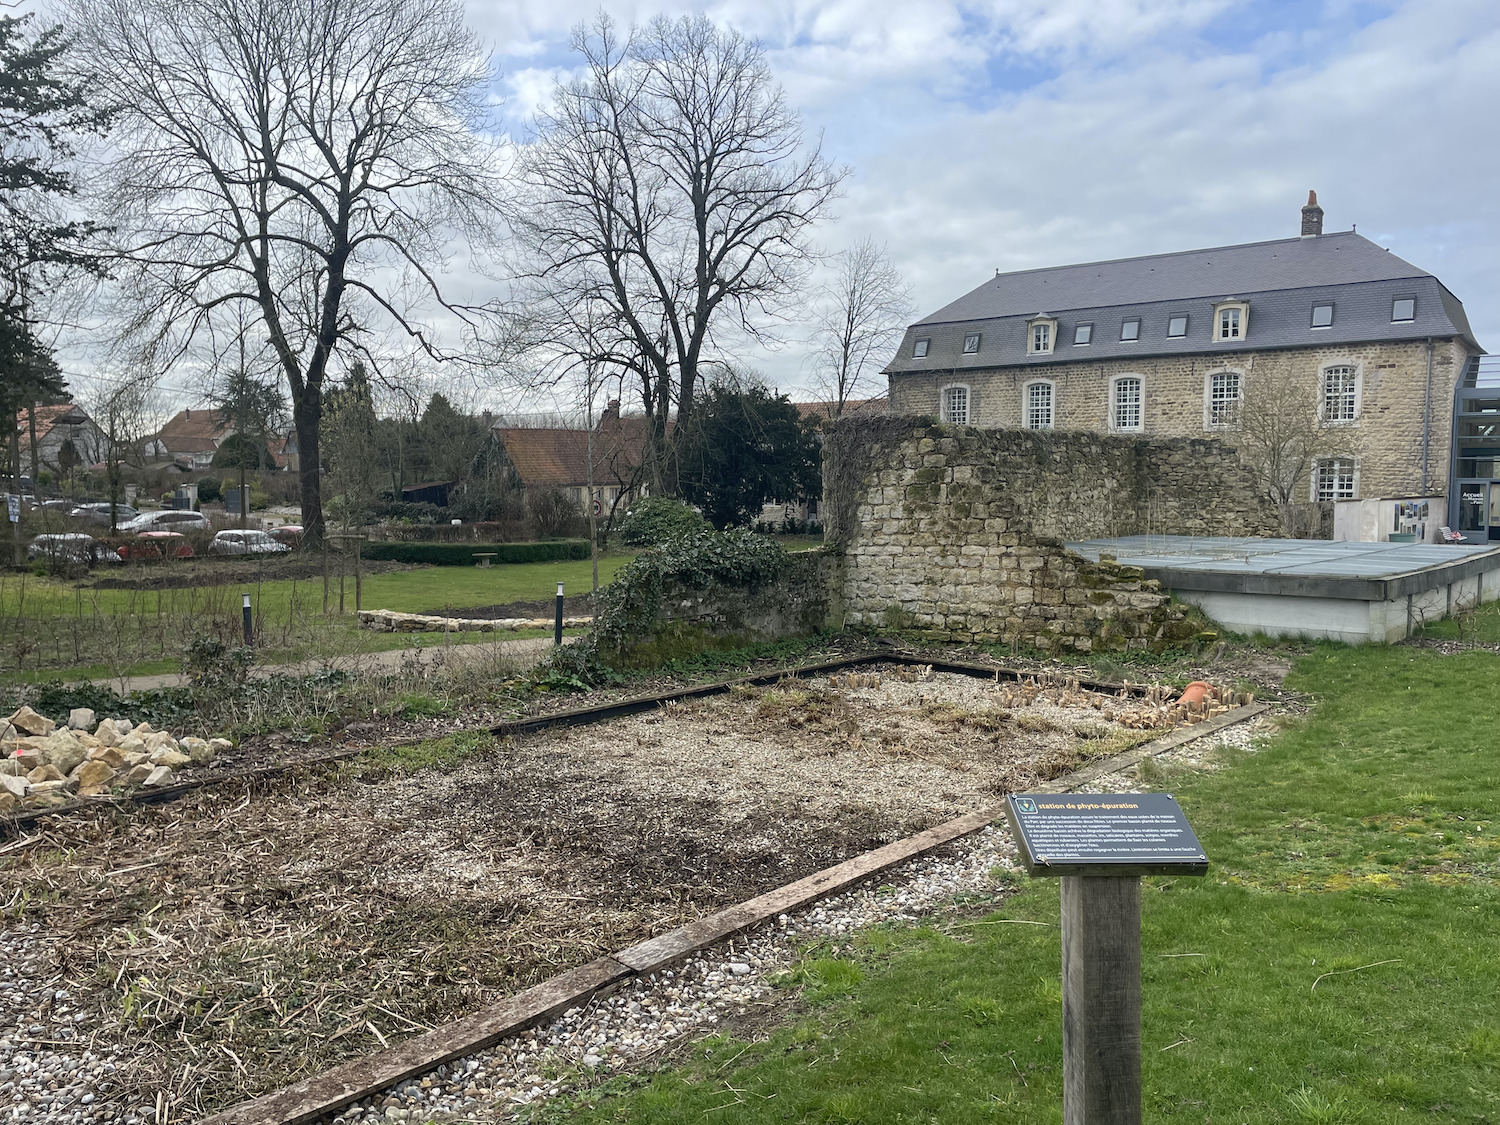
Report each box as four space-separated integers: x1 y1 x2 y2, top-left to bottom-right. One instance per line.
887 231 1480 373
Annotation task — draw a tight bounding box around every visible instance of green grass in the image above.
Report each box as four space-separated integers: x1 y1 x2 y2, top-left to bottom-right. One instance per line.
537 642 1500 1124
1415 595 1500 645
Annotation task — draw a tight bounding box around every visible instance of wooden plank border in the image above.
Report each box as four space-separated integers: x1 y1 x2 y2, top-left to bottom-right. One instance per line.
198 700 1268 1125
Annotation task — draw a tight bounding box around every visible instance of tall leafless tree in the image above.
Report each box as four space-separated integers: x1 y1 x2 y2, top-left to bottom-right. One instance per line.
69 0 501 543
510 14 844 493
809 238 911 419
78 368 157 532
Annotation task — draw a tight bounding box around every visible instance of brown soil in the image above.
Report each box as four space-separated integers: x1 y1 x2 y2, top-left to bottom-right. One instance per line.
87 556 413 590
417 594 595 619
3 667 1165 1121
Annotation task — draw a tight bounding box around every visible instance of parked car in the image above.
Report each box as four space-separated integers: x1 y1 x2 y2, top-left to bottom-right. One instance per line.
266 524 303 548
38 499 76 513
209 529 291 556
27 533 121 565
70 502 140 527
116 531 195 560
120 509 211 534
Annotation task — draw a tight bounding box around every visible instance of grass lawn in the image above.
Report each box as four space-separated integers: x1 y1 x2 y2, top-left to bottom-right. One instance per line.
538 642 1500 1124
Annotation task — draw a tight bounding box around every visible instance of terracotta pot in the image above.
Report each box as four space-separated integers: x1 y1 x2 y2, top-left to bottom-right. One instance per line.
1178 681 1213 706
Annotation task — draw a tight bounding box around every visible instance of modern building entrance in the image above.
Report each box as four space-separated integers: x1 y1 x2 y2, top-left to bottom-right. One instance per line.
1452 356 1500 541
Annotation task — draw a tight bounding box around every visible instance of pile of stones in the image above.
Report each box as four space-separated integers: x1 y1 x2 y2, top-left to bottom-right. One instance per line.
0 705 229 813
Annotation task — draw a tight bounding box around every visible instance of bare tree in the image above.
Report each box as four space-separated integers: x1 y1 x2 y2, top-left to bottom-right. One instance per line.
510 14 844 493
1233 360 1359 536
70 0 501 544
78 369 157 533
809 238 911 418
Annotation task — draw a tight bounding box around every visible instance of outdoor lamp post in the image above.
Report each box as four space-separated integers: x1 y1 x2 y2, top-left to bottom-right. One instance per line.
554 582 565 646
242 592 253 646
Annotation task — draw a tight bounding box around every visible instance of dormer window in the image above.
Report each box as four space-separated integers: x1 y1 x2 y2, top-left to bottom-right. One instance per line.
1213 300 1249 342
963 333 981 355
1026 315 1057 356
1392 297 1416 322
913 337 930 358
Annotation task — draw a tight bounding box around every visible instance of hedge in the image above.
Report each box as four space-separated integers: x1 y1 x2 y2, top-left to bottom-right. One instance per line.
361 539 591 566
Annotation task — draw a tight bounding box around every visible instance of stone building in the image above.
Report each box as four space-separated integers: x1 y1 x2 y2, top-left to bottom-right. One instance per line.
884 194 1484 537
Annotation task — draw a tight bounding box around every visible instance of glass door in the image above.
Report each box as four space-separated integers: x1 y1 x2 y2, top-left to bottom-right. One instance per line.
1458 482 1487 535
1491 483 1500 541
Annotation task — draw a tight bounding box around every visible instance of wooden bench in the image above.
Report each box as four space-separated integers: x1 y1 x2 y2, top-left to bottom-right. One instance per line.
472 553 496 568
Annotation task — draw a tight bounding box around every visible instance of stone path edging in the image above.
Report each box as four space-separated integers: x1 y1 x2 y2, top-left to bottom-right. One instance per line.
197 701 1269 1125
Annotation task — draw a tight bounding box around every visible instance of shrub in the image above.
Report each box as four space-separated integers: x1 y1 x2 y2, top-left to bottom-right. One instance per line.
527 487 584 539
617 496 708 547
196 477 222 503
361 539 591 566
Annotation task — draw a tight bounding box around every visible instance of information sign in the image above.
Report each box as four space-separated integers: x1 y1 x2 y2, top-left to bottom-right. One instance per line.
6 494 18 523
1005 792 1208 877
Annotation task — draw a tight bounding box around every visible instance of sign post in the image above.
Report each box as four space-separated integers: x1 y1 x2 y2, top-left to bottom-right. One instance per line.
1005 793 1208 1125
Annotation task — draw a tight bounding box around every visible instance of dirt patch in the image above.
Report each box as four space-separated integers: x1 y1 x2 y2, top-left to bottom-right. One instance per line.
1 667 1167 1121
88 557 414 590
417 595 594 619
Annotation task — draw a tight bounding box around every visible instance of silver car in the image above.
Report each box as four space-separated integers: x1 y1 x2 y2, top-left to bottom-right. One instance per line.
208 529 291 556
121 509 211 534
28 533 121 565
69 502 140 527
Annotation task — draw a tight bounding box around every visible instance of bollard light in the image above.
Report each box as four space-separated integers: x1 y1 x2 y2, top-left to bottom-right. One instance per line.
554 581 565 646
242 592 253 646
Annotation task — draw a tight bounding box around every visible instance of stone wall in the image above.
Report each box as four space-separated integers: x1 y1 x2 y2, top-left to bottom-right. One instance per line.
887 337 1471 501
822 418 1281 652
608 551 834 668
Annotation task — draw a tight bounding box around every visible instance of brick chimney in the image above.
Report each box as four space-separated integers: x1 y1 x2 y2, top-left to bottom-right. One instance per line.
1300 190 1324 237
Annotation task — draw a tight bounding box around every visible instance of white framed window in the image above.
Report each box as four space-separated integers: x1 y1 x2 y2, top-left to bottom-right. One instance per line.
1027 316 1056 355
1391 297 1415 322
1110 375 1143 431
1313 457 1357 501
1311 303 1334 328
1205 370 1242 428
1167 315 1188 338
1320 365 1359 423
941 384 970 424
963 332 981 354
1213 301 1249 341
1024 381 1054 430
1120 319 1140 341
1073 323 1093 345
913 337 930 358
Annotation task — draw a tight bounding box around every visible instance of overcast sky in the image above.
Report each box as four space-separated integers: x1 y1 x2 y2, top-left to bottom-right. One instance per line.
466 0 1499 403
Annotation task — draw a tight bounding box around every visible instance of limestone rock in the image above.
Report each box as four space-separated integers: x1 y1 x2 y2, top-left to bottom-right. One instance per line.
148 747 191 769
88 746 126 769
41 730 87 775
94 721 125 748
74 760 116 790
120 764 153 785
118 734 147 757
27 764 64 784
140 765 174 788
134 722 157 736
27 778 73 798
1 757 25 777
143 731 178 753
0 720 14 742
0 792 15 813
208 737 233 756
0 773 28 799
67 707 96 731
11 744 44 771
179 737 213 765
120 749 148 767
7 706 54 736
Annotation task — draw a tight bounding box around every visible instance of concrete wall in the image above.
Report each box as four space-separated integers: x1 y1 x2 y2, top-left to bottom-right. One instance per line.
888 337 1472 502
821 417 1280 652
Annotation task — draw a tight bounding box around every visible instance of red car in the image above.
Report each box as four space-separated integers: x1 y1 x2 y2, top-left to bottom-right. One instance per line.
267 524 303 548
117 531 195 560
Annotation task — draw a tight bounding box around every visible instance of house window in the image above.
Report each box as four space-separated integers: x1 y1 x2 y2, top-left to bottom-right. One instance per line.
963 333 981 354
1314 457 1356 501
1217 306 1242 340
1321 365 1359 423
1025 381 1054 430
1120 319 1140 341
941 384 969 424
1392 297 1415 322
1167 315 1188 338
913 337 930 358
1111 376 1143 431
1206 370 1241 427
1073 323 1092 345
1311 303 1334 328
1027 317 1056 355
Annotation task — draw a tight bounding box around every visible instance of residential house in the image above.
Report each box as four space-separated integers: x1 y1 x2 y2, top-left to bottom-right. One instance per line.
147 408 234 470
755 396 889 528
15 403 106 478
884 194 1484 540
494 401 653 520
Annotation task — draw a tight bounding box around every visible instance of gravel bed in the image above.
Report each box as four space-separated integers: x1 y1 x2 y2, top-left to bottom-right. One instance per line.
332 824 1020 1124
0 922 148 1125
1077 715 1272 794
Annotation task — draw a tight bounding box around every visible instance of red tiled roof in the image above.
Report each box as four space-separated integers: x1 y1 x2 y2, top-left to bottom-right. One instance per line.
14 403 91 452
154 409 232 454
790 396 888 423
497 417 653 490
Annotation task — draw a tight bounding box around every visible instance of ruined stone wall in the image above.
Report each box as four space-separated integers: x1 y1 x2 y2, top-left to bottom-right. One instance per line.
887 338 1472 500
610 550 834 668
822 418 1281 652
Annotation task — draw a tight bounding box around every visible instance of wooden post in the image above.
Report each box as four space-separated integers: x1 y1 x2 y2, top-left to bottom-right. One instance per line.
321 536 329 615
1061 876 1142 1125
354 535 363 613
